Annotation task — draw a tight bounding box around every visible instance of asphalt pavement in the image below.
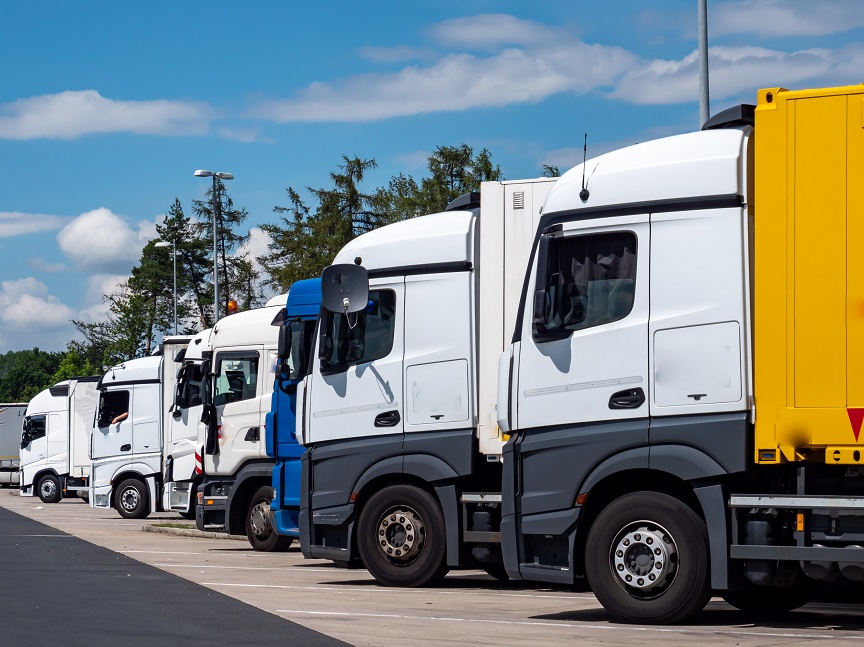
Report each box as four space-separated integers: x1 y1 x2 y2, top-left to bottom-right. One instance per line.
0 505 347 647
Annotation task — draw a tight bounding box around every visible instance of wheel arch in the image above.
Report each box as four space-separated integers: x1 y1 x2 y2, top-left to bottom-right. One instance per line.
225 463 272 535
574 445 729 586
352 454 461 567
110 468 154 509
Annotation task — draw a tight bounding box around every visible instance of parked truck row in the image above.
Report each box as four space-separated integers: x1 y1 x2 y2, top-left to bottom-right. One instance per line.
15 84 864 625
285 85 864 624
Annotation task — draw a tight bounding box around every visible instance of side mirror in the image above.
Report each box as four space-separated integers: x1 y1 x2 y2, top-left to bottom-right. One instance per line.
277 322 292 362
20 432 30 449
201 359 212 376
321 264 369 314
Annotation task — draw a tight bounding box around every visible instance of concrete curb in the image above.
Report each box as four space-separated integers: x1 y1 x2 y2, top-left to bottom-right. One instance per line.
142 524 247 541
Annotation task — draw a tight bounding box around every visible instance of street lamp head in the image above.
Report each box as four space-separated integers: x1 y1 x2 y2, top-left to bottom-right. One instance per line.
194 170 213 177
215 172 234 180
154 241 171 248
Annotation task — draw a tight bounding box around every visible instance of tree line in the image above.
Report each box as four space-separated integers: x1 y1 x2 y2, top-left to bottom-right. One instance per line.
1 145 561 400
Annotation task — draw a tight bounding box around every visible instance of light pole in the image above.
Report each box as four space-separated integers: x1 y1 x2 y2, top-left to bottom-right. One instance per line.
194 170 234 323
698 0 710 126
154 240 178 335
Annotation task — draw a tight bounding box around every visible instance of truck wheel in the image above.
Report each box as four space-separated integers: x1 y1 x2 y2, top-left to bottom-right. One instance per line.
357 484 449 587
114 479 150 519
246 485 293 552
37 474 62 504
722 585 813 614
585 492 710 624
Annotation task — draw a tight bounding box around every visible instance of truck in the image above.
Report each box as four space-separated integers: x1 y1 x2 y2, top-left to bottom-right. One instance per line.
0 403 26 487
298 84 864 624
195 297 293 550
265 279 321 544
90 336 191 518
19 378 99 502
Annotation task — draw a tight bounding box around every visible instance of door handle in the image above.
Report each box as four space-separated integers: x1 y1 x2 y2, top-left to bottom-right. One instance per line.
608 387 645 410
374 410 401 427
120 444 131 452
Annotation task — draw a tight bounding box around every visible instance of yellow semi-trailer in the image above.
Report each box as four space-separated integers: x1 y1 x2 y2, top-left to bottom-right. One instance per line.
303 85 864 625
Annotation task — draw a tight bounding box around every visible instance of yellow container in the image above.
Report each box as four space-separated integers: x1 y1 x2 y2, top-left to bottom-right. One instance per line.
754 85 864 463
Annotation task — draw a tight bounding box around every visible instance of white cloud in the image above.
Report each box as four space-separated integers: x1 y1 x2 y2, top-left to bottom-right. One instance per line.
0 278 77 332
429 14 567 49
0 90 211 140
393 149 430 171
0 212 68 237
57 207 157 270
250 42 635 123
236 227 278 301
246 10 864 124
609 44 864 105
217 126 274 144
77 274 128 323
713 0 864 38
28 257 67 273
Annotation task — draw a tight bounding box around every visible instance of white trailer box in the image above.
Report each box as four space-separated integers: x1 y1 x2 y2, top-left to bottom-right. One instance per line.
0 403 26 486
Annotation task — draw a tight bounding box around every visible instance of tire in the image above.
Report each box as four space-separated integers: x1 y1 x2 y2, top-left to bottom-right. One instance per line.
357 484 449 587
722 585 813 614
37 474 62 504
114 479 150 519
245 485 293 552
585 492 711 624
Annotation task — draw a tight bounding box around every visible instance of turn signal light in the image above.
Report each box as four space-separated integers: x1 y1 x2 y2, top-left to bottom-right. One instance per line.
575 492 589 506
197 492 203 505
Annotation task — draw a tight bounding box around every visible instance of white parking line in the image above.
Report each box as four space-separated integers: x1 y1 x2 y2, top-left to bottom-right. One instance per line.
205 581 594 600
153 563 364 573
274 609 855 640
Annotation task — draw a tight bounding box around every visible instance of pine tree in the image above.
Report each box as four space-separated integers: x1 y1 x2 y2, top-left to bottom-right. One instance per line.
192 179 262 320
156 198 212 330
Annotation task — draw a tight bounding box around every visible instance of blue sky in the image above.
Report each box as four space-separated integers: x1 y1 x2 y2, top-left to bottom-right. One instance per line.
2 0 864 352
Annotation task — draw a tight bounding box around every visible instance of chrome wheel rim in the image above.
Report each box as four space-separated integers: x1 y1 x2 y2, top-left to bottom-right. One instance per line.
375 505 425 566
609 520 678 599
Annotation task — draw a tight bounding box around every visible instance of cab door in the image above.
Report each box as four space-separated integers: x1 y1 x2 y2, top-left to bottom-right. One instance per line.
20 415 48 470
307 280 405 444
506 216 650 576
91 389 132 460
168 362 204 482
206 347 264 476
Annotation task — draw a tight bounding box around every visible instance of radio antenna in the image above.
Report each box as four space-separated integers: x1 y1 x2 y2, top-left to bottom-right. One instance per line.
579 133 590 202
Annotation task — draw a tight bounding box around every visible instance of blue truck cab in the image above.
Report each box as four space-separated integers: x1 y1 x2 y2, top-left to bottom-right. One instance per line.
265 278 321 537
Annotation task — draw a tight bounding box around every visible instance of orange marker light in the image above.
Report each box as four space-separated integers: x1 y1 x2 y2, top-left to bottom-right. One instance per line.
796 513 805 532
226 299 239 315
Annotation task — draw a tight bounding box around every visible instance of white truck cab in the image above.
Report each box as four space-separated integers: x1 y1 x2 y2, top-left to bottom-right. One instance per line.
20 378 99 502
90 336 190 518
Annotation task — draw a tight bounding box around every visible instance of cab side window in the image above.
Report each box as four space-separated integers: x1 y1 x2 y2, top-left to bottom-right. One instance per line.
214 354 259 406
22 415 46 447
320 289 396 370
178 364 205 408
284 319 317 381
534 232 637 336
98 391 130 427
